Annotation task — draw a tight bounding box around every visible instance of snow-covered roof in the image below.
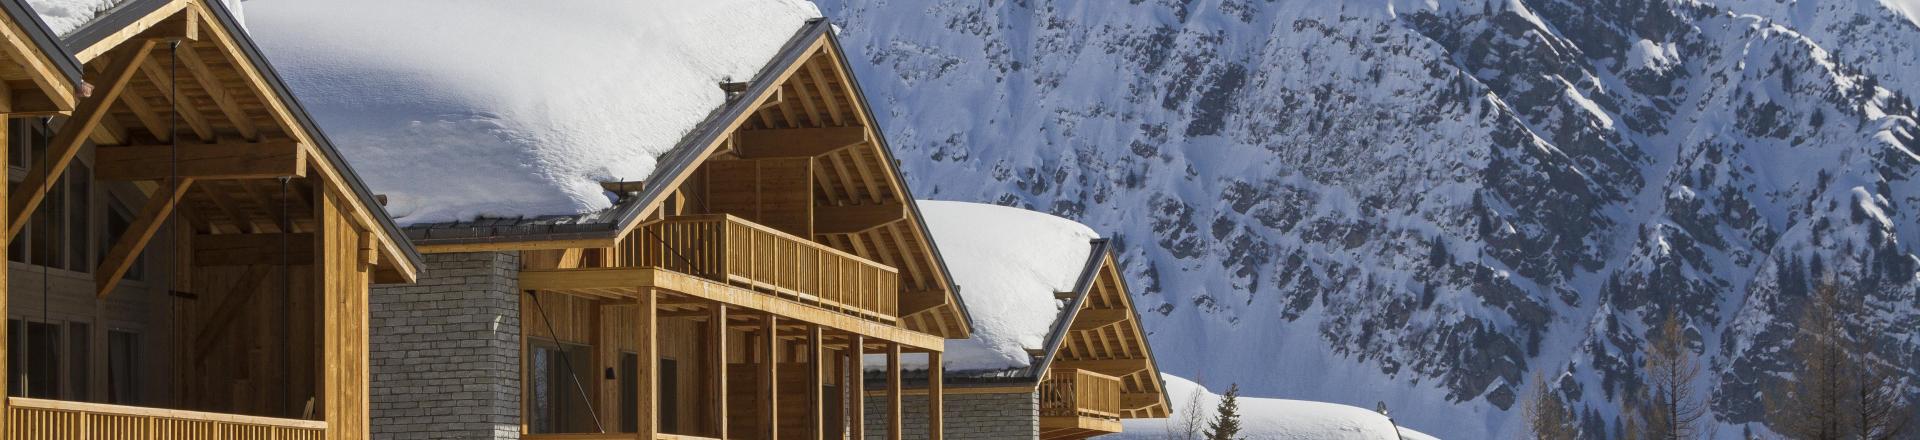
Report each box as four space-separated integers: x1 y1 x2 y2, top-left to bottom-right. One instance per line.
916 200 1100 373
1112 374 1441 440
24 0 124 35
245 0 823 225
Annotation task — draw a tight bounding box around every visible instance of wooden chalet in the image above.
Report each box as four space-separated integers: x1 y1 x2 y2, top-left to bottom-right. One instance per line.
1028 239 1168 438
904 201 1168 439
333 17 977 440
0 0 422 439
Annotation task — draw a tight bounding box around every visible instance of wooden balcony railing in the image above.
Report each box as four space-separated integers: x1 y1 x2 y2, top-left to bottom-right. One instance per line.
4 397 326 440
1039 368 1122 420
619 214 900 322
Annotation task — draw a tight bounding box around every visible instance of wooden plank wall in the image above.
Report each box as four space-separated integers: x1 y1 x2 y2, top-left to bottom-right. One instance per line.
185 263 316 417
318 188 372 440
703 158 814 237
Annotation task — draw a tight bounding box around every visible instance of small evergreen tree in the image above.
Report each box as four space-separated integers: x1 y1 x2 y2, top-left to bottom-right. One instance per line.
1205 384 1242 440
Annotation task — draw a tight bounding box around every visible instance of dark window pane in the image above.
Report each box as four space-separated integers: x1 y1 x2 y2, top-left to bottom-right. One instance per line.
529 340 595 434
659 358 677 433
67 163 89 272
67 322 88 401
5 320 57 398
108 330 139 405
620 353 638 433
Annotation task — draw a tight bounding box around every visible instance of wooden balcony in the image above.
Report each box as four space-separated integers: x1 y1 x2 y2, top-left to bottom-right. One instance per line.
523 434 718 440
3 397 325 440
1038 368 1123 439
617 214 900 322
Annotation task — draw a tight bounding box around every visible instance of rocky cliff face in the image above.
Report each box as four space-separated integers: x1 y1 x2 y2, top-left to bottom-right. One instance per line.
813 0 1920 437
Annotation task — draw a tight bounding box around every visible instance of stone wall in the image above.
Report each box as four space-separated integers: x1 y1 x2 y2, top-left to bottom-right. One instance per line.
863 390 1039 440
369 251 522 440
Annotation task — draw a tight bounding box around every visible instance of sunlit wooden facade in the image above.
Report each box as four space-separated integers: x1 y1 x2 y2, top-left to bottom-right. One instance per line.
0 1 421 439
381 19 971 440
866 239 1167 440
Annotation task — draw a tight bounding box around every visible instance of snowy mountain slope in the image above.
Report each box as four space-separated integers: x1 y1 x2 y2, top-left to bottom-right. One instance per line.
813 0 1920 438
1110 374 1439 440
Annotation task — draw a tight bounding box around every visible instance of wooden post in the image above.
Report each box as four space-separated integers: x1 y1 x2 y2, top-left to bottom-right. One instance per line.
762 313 779 440
0 120 8 420
927 350 943 440
636 289 658 440
810 325 825 440
886 343 901 440
847 335 864 440
710 304 728 438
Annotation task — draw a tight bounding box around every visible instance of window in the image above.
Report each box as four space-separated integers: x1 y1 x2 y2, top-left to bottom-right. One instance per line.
658 358 677 433
67 322 89 401
6 118 91 272
619 353 639 433
66 163 90 272
107 330 139 405
102 198 140 280
529 340 596 434
6 319 61 398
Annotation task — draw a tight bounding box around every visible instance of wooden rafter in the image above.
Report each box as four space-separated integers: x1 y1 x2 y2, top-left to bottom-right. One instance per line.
173 43 258 140
802 59 844 126
193 232 314 266
95 141 304 181
6 40 157 240
732 126 867 159
96 177 196 297
137 55 215 141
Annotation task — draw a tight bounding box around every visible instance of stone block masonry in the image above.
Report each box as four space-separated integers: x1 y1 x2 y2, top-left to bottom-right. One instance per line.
369 251 522 440
864 391 1039 440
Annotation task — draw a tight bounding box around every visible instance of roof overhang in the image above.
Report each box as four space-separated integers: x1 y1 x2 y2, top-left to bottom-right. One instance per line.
59 0 424 280
0 0 84 113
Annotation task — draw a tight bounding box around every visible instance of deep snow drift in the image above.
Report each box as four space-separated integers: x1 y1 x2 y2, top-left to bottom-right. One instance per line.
1110 374 1440 440
916 200 1100 372
246 0 821 224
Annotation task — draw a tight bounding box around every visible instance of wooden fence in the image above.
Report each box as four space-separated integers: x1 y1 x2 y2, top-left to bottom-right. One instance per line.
621 214 899 322
5 397 326 440
1038 368 1122 420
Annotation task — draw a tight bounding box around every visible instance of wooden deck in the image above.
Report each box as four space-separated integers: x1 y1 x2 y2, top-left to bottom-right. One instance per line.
617 214 900 322
3 397 327 440
1037 369 1123 440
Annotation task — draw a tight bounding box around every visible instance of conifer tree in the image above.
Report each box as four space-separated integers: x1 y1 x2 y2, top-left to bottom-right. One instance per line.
1640 313 1708 440
1205 384 1242 440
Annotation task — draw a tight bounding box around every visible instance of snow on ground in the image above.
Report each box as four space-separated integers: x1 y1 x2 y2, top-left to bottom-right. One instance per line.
245 0 820 224
1111 374 1441 440
25 0 123 35
914 200 1098 372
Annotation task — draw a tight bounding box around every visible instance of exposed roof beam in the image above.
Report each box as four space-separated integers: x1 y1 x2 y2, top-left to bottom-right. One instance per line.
137 56 215 141
174 43 258 140
814 202 904 235
97 177 195 298
95 141 305 181
732 126 867 159
1070 309 1129 331
7 40 156 240
1052 359 1149 378
194 232 314 266
1121 394 1162 412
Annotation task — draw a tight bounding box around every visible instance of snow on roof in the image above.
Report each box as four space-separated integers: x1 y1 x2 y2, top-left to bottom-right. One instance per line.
25 0 125 35
1112 374 1442 440
245 0 821 225
916 200 1099 372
